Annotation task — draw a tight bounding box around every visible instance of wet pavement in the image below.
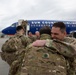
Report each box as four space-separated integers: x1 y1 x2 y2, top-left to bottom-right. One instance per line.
0 38 10 75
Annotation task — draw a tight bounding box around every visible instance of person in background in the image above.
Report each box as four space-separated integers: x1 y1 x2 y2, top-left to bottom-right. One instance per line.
35 31 40 39
28 31 40 42
28 32 33 37
28 31 37 42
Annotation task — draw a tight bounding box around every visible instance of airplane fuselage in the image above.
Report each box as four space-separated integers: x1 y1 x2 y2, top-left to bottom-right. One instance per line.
2 20 76 35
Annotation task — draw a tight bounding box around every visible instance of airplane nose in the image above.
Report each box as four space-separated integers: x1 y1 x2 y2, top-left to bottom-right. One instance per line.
2 27 16 35
2 28 8 34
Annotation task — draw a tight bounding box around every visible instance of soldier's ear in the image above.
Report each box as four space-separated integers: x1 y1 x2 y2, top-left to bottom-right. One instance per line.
64 31 67 36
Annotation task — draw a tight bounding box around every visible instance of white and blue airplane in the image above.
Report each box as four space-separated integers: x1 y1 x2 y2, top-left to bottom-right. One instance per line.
1 20 76 35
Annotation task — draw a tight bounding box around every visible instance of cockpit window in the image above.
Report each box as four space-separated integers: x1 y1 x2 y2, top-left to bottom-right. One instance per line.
11 24 16 27
11 22 18 27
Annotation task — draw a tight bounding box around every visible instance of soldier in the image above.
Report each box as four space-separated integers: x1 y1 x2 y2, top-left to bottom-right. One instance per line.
32 22 76 74
9 26 75 75
28 31 40 43
1 26 32 65
51 22 76 74
28 32 37 42
20 20 28 33
21 20 37 42
35 31 40 39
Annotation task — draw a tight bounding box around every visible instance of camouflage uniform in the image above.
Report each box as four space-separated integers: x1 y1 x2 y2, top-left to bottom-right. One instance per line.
63 37 76 50
28 35 39 42
63 37 76 75
45 37 76 75
1 33 32 65
9 34 74 75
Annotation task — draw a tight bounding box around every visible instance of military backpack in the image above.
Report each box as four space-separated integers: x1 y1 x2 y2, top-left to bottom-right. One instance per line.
1 36 24 53
16 46 68 75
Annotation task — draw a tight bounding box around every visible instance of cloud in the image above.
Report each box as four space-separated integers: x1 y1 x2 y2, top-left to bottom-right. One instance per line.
0 0 76 31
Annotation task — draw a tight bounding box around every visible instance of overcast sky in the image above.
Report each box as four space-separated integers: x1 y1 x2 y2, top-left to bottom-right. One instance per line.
0 0 76 31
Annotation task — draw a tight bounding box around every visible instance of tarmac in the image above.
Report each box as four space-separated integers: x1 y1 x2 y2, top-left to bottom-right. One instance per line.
0 38 10 75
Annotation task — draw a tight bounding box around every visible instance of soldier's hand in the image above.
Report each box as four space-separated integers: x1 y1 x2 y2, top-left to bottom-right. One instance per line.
32 40 46 47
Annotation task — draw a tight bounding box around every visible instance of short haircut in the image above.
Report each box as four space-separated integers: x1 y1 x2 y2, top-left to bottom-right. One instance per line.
52 22 66 32
16 26 23 31
39 26 51 35
35 31 39 34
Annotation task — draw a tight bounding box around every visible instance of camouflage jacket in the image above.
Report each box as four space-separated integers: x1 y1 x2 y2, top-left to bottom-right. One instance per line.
63 37 76 50
45 37 76 75
63 37 76 75
9 34 71 75
28 35 37 42
1 33 31 65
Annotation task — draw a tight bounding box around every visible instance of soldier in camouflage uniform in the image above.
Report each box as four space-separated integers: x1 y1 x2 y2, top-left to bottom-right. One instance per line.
20 20 28 33
28 32 37 42
50 22 76 75
32 22 76 75
35 31 40 39
1 26 32 65
21 20 38 42
8 26 76 75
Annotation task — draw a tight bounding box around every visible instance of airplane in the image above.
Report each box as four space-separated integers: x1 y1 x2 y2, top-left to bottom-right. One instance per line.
1 20 76 36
